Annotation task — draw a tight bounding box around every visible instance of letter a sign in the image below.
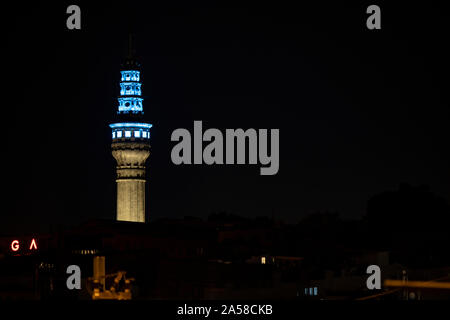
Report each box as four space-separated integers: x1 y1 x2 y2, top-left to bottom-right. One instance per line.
29 238 38 250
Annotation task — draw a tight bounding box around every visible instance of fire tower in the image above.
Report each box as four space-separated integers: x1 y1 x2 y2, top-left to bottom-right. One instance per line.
109 43 152 223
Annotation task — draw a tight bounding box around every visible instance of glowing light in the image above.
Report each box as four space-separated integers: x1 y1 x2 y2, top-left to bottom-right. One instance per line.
120 83 142 96
11 240 19 251
261 257 266 264
118 97 143 113
118 70 143 114
109 123 152 129
121 70 140 82
384 279 450 289
29 238 38 250
111 66 153 141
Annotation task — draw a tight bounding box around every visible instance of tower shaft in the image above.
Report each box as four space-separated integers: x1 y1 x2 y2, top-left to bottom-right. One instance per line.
109 55 152 223
112 142 150 222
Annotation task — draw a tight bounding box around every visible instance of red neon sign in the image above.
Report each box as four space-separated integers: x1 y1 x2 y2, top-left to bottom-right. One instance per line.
10 238 38 252
11 240 19 251
29 238 38 250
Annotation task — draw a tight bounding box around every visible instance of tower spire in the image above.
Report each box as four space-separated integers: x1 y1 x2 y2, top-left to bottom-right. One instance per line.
109 38 152 223
123 34 140 71
128 33 134 59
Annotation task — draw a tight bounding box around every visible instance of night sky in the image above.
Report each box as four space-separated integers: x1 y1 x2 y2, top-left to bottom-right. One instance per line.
2 2 449 234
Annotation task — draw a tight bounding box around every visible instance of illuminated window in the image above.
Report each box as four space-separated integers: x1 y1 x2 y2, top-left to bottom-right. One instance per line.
313 287 318 296
309 288 313 295
118 97 143 113
134 131 141 138
117 131 122 138
112 132 116 139
261 257 266 264
304 288 308 295
121 71 140 82
142 131 147 138
125 131 131 138
120 83 141 96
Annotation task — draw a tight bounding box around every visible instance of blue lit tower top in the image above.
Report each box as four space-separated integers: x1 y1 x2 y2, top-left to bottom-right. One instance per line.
109 52 152 141
118 60 143 114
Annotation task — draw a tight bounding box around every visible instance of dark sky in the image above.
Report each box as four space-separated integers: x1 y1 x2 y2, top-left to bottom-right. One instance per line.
2 1 449 233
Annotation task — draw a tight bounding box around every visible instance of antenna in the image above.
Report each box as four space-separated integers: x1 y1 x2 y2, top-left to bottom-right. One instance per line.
128 33 134 58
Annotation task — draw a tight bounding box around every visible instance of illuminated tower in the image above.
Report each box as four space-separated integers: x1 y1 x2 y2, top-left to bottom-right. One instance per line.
109 48 152 223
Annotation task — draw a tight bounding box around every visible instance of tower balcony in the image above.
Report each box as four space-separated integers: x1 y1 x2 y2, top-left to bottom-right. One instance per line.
120 70 140 82
120 82 141 96
117 97 143 113
110 122 152 142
